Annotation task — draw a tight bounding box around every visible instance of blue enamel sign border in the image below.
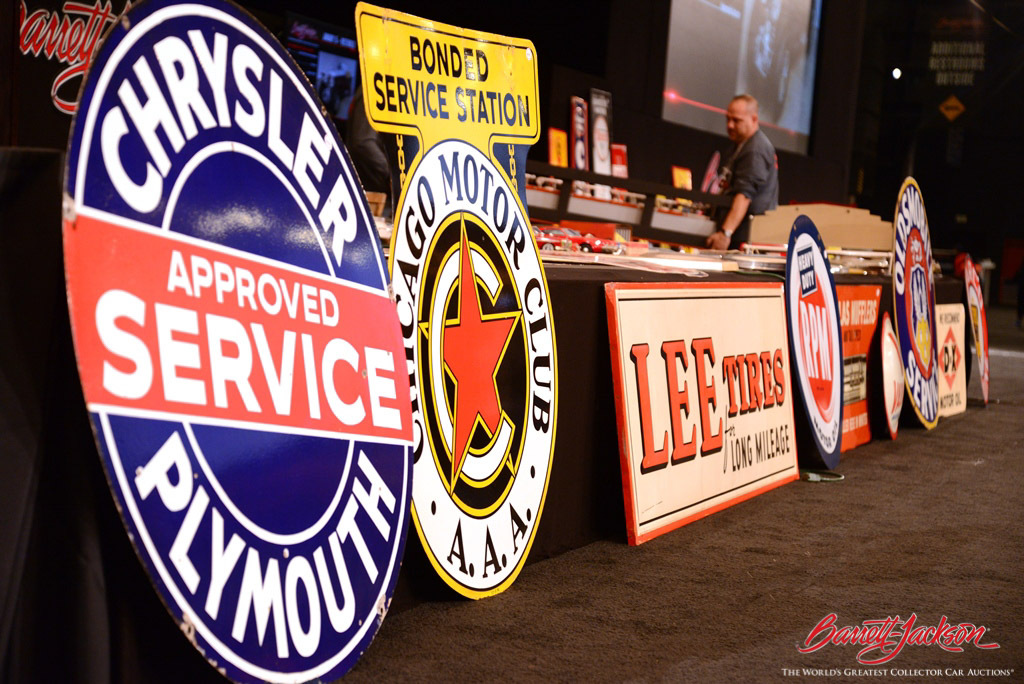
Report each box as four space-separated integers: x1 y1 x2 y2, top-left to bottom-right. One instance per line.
62 0 413 680
785 215 843 469
891 177 939 429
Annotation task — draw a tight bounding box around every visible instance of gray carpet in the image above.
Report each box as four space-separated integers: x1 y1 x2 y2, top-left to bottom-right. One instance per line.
344 307 1024 682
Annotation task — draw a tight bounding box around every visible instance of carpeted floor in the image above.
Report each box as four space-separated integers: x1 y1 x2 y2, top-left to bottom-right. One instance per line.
343 306 1024 682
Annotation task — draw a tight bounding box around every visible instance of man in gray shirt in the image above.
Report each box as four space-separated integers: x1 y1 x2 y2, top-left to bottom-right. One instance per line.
705 94 778 250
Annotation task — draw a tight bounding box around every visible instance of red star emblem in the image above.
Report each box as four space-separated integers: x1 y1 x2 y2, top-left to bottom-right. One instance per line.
442 224 519 488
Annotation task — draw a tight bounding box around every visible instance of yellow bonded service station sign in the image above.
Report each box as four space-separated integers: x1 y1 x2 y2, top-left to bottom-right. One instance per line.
356 4 539 152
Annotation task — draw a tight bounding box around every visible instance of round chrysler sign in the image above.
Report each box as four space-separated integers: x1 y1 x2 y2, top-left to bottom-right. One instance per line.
63 0 413 680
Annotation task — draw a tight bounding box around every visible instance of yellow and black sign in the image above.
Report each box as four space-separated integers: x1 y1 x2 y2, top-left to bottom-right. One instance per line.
357 4 539 153
356 4 556 600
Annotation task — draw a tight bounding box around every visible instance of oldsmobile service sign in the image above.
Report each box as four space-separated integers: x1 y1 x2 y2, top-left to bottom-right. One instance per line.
892 177 939 429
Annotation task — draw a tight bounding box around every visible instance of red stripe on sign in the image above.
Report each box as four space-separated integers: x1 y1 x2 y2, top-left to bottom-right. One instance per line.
65 214 412 443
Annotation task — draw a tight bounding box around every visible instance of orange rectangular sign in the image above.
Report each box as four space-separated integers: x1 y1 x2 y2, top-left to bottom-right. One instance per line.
837 284 881 452
606 281 798 545
548 127 568 167
671 165 692 190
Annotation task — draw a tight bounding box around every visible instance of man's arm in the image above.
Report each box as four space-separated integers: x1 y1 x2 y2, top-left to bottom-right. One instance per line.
705 192 751 249
720 192 751 235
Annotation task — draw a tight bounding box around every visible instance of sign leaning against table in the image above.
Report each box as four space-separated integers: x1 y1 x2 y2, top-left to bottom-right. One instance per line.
879 312 905 439
785 216 844 469
836 284 881 452
356 3 557 599
936 303 967 417
892 177 939 429
962 254 990 404
63 0 414 679
606 280 798 545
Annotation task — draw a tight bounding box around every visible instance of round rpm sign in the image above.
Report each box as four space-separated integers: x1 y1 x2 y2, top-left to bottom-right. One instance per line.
892 177 939 428
391 139 557 599
63 0 413 680
785 216 843 468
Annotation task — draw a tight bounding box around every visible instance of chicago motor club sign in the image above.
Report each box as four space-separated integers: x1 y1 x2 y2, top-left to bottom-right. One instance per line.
394 140 555 597
63 0 414 679
356 4 556 598
892 177 939 429
785 216 843 469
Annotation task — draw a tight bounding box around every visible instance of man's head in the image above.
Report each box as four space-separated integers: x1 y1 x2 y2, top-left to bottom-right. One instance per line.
725 94 759 144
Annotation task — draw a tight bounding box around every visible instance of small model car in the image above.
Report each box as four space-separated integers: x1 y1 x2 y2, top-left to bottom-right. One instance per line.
537 226 617 253
532 225 573 251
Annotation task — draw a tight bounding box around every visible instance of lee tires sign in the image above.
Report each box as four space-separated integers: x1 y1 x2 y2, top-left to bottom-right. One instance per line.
606 281 798 545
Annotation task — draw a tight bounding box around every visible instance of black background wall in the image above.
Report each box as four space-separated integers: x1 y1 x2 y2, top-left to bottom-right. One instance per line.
849 1 1024 266
5 0 1022 256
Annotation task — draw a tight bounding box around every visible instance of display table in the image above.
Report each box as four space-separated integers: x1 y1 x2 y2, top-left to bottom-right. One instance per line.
0 149 969 680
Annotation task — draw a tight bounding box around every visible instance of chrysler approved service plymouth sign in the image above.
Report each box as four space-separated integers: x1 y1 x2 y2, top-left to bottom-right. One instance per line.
63 0 412 679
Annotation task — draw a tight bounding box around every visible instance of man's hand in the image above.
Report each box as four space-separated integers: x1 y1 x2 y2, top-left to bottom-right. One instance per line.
708 192 751 251
705 230 731 250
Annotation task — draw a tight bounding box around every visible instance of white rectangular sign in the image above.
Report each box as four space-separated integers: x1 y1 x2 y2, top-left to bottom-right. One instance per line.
936 303 967 417
606 281 799 545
